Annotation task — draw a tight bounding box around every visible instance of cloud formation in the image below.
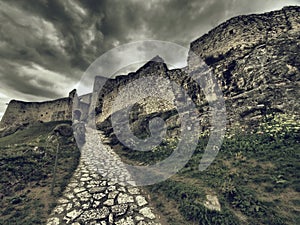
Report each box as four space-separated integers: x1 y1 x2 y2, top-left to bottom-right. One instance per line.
0 0 299 118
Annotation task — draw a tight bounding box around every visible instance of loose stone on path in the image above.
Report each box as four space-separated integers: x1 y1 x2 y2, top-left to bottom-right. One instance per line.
47 127 161 224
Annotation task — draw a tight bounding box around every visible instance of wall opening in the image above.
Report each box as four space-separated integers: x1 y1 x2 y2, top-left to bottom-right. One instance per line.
73 110 82 121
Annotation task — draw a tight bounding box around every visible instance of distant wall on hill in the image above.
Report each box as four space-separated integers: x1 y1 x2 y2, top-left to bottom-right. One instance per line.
0 91 76 129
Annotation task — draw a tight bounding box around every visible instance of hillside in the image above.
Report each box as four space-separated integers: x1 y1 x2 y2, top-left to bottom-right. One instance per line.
94 6 300 225
0 5 299 225
0 121 80 224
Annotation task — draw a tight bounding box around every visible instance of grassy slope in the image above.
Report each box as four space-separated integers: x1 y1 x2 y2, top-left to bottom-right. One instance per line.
109 121 300 225
0 121 80 225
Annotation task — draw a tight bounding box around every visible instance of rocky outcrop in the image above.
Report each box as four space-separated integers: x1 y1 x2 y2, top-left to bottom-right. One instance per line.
189 6 300 128
93 6 300 134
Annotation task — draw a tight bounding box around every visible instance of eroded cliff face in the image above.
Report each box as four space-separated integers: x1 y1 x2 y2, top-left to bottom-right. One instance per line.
189 6 300 128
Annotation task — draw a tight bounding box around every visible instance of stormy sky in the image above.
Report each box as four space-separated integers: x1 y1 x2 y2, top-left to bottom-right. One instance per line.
0 0 299 119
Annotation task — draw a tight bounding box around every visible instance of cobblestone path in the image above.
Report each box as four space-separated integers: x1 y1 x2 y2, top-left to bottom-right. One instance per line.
47 127 161 225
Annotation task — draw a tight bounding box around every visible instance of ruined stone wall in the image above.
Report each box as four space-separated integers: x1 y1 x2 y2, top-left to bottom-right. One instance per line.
93 6 300 132
4 7 298 133
94 59 176 125
75 93 92 122
0 95 74 129
79 93 92 105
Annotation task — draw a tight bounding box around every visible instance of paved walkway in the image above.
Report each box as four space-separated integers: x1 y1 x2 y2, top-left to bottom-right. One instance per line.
47 128 161 225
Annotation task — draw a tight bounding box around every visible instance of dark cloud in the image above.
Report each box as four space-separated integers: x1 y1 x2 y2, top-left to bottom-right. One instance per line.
0 0 299 118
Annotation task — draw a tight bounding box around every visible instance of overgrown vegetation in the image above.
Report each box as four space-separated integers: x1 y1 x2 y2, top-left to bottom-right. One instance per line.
0 121 80 225
110 113 300 224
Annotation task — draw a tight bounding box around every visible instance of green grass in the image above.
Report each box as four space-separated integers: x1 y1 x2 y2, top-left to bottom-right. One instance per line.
108 127 300 225
0 121 69 146
0 121 80 225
